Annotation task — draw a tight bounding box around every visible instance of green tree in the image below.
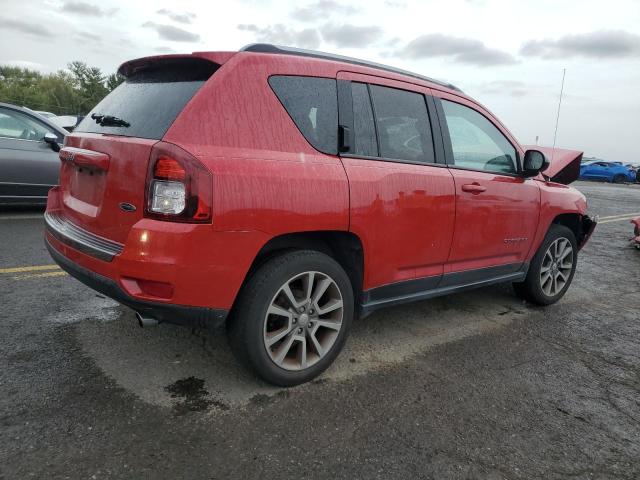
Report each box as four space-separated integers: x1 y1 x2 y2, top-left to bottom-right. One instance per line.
67 61 108 113
106 73 124 91
0 61 121 116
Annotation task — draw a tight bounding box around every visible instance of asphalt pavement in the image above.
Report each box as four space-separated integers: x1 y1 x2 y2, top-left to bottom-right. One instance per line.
1 181 639 479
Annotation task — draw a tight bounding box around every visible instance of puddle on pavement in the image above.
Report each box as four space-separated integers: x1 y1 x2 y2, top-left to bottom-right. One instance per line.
165 376 229 414
75 284 549 413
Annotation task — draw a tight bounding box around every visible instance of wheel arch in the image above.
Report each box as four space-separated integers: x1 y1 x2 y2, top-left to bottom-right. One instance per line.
232 230 365 315
552 213 581 240
551 213 594 249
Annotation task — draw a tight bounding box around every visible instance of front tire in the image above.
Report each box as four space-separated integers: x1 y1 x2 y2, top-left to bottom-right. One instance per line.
228 250 354 387
513 225 577 306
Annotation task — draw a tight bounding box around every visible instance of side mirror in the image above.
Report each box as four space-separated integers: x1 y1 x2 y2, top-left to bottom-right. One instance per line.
44 132 60 152
522 149 549 178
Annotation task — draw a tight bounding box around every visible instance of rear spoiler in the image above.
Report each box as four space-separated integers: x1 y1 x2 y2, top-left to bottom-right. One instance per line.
523 145 583 185
118 52 235 78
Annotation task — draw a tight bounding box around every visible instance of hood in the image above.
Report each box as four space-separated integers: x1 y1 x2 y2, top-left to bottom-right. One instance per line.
523 145 583 185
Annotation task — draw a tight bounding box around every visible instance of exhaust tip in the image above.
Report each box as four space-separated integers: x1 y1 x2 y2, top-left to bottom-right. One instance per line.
136 312 159 328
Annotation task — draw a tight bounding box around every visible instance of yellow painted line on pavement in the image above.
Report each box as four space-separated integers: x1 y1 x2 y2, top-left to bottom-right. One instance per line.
12 271 67 280
599 216 639 225
0 264 60 274
598 212 640 221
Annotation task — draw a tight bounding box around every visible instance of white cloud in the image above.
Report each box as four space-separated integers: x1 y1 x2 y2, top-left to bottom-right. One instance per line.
395 33 517 66
0 0 638 162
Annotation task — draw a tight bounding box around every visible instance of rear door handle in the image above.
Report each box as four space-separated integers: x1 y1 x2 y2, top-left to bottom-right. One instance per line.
59 147 110 172
461 183 487 194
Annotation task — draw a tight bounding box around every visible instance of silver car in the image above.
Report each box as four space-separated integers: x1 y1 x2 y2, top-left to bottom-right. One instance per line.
0 102 67 205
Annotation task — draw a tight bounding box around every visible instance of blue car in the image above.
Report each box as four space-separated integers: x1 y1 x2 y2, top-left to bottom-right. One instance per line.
579 161 637 183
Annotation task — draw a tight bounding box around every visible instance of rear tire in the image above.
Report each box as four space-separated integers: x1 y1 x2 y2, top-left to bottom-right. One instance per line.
612 174 626 184
513 225 577 306
228 250 354 387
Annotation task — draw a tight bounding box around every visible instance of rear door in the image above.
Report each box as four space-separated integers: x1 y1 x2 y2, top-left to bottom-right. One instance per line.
59 57 219 243
337 72 455 291
0 107 62 203
432 92 540 275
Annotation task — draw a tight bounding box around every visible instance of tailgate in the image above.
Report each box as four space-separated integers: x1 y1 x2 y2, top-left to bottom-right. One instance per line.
54 55 221 245
58 134 156 244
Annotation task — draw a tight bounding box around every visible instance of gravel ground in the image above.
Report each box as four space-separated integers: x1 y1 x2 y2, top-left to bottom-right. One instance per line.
1 181 639 479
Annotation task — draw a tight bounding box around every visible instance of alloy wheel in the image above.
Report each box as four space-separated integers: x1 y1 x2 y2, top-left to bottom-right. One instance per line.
540 237 574 297
263 271 344 371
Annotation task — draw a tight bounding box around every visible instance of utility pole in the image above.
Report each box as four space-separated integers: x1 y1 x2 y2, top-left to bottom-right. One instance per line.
551 68 566 162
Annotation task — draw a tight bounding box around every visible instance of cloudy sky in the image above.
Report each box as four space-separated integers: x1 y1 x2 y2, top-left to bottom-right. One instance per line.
1 0 639 162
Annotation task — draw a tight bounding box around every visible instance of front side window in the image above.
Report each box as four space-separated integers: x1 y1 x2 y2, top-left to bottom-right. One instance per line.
269 76 338 155
369 85 435 163
441 100 517 174
0 108 52 141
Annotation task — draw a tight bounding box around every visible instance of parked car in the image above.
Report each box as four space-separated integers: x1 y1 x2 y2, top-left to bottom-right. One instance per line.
0 102 67 205
625 164 640 182
51 115 81 132
632 218 640 249
44 45 596 386
34 110 56 119
579 161 636 183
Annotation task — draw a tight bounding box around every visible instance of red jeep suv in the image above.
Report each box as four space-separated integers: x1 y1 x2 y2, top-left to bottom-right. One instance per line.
45 44 596 386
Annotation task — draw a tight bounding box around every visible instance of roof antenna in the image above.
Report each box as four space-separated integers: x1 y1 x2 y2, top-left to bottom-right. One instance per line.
551 68 566 163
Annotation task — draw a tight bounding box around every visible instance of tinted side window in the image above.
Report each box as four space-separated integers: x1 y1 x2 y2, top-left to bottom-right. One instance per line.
269 76 338 155
351 83 377 157
369 85 435 163
441 100 517 174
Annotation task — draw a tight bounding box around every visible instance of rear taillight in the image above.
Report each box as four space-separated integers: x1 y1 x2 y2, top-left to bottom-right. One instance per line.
145 142 212 223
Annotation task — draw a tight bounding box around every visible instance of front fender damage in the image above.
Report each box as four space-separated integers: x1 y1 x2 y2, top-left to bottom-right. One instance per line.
578 215 597 251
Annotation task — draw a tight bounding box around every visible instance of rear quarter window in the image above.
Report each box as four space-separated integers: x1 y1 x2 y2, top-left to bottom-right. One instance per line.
76 58 218 140
268 76 338 155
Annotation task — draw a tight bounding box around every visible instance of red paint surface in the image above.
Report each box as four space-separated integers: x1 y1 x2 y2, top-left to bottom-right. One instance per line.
446 169 541 272
631 217 640 247
46 49 591 312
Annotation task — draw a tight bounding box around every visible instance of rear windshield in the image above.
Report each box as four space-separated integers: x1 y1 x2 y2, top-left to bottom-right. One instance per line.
76 58 218 140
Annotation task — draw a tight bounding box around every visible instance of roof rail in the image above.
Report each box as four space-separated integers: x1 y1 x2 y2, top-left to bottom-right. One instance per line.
240 43 462 93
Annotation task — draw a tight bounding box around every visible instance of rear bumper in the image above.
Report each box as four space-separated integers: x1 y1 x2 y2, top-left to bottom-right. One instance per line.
46 237 229 328
45 211 123 262
44 186 270 327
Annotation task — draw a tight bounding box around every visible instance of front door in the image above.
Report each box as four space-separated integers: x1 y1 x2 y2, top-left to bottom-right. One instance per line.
0 107 61 203
434 94 540 275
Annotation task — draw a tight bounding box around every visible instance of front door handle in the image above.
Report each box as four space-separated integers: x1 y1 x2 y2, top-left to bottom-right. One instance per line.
461 183 487 194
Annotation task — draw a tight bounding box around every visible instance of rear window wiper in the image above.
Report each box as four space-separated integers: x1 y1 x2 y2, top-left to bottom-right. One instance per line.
91 113 130 127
